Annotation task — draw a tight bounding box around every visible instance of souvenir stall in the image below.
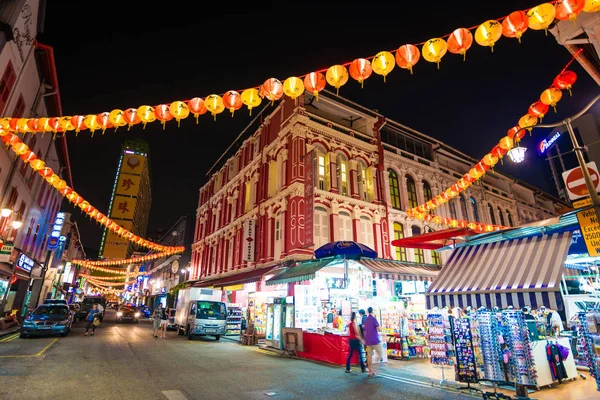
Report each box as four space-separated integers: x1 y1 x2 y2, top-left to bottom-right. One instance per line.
574 307 600 391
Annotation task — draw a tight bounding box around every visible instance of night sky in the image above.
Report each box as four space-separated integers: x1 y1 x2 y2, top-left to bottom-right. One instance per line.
38 1 599 253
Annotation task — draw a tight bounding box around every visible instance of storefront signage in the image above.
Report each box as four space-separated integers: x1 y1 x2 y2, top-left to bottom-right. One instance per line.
16 253 34 273
47 212 66 249
304 150 315 247
539 131 561 154
243 219 256 262
576 208 600 257
0 243 15 263
326 277 347 289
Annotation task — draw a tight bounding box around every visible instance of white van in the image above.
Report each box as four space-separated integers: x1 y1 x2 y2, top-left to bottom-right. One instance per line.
175 288 227 340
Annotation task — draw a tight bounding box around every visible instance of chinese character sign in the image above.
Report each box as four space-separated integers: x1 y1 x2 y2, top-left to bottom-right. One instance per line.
116 174 141 196
110 196 137 220
121 154 146 175
243 219 256 262
47 212 66 250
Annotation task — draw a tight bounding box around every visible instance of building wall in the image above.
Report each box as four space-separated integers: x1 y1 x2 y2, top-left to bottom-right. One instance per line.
191 93 565 281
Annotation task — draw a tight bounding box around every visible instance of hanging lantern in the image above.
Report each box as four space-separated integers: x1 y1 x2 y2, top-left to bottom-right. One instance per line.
222 91 242 117
11 141 29 155
457 178 470 190
60 186 73 197
169 100 190 126
136 105 156 128
584 0 600 12
528 101 549 121
123 108 141 130
554 70 577 95
502 11 529 42
507 125 526 142
47 118 60 134
422 38 448 69
371 51 395 82
36 118 50 134
155 104 174 128
53 179 67 190
518 114 538 134
304 72 326 101
260 78 284 105
325 65 348 95
395 45 420 74
0 118 10 130
482 153 499 168
349 58 373 87
446 28 473 60
527 3 556 33
475 161 490 174
26 118 39 132
96 112 110 134
20 150 36 163
17 118 32 133
555 0 585 21
240 89 262 115
469 168 484 180
83 115 102 135
283 77 305 104
475 20 503 52
38 167 54 179
58 116 75 133
30 159 46 170
463 173 476 184
498 136 514 151
491 145 508 160
205 95 225 121
108 109 127 131
188 98 207 122
540 88 563 112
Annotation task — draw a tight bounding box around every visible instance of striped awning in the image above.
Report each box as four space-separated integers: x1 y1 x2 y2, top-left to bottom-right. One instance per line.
357 258 441 282
266 259 333 286
426 231 572 311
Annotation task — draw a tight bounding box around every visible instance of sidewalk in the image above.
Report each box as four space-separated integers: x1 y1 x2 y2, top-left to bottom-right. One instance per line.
0 326 20 338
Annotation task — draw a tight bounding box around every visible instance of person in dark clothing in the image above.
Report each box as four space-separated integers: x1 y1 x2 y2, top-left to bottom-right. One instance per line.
523 306 535 320
345 312 366 373
358 309 367 336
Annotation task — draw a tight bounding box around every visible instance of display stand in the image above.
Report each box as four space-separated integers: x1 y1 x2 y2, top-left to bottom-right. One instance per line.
577 309 600 391
281 331 298 358
452 316 482 396
426 311 455 387
501 311 537 400
476 310 505 383
226 304 242 338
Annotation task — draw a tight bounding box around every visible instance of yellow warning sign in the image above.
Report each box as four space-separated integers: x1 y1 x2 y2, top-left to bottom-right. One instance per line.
576 208 600 257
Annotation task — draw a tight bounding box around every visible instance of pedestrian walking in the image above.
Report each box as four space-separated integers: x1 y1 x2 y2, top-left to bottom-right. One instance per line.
85 304 101 336
362 307 384 377
160 307 169 338
345 311 366 373
153 304 163 338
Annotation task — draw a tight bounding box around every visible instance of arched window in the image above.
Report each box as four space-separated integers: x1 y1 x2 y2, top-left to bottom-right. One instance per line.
337 155 349 196
316 150 330 191
506 210 514 227
448 199 457 220
488 204 497 225
314 207 330 248
431 250 441 265
360 216 374 249
459 196 469 220
470 197 479 221
411 226 425 263
423 180 432 213
388 169 401 209
498 207 506 226
393 222 407 261
338 211 353 241
406 175 418 209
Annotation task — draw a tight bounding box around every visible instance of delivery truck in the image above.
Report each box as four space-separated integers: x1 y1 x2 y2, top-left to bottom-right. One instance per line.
175 287 227 340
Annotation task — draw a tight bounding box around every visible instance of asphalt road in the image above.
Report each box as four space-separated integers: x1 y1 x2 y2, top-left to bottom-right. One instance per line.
0 310 471 400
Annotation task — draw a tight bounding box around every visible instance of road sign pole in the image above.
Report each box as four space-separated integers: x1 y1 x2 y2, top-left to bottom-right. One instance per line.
564 118 600 220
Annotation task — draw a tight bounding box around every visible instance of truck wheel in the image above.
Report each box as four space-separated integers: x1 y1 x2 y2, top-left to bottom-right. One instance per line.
187 325 193 340
215 335 220 341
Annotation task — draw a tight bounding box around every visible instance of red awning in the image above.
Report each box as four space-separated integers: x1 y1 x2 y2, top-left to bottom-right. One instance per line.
194 265 279 288
391 228 478 250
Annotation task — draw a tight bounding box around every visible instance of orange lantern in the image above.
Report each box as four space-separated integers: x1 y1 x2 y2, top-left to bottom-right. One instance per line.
518 114 538 135
58 116 75 133
30 159 46 171
475 20 503 52
123 108 141 130
422 38 448 69
491 145 508 160
555 0 585 21
395 44 420 74
371 51 395 82
463 173 476 184
12 141 29 155
240 89 262 115
38 167 54 178
36 118 50 133
205 95 225 120
469 168 484 180
447 28 473 60
188 98 207 122
83 115 102 135
498 136 514 151
527 3 556 33
20 150 36 163
222 91 242 116
507 125 526 142
482 153 499 167
108 109 126 131
528 101 549 121
169 101 190 125
260 78 284 104
26 118 39 132
554 70 577 95
540 88 563 112
136 105 156 128
155 104 174 128
424 214 434 222
349 58 372 87
325 65 349 95
502 11 529 42
584 0 600 12
304 72 326 100
283 77 305 103
96 112 110 134
474 161 490 174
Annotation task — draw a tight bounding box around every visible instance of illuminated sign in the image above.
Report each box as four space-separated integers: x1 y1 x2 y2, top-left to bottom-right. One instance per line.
16 253 34 273
539 132 561 154
47 212 66 249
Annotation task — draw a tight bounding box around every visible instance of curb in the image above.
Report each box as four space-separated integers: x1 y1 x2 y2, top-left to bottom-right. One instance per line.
0 327 20 338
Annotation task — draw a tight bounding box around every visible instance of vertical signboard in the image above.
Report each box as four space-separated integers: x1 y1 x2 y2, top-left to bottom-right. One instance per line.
304 150 315 247
577 208 600 257
243 219 256 262
47 212 66 249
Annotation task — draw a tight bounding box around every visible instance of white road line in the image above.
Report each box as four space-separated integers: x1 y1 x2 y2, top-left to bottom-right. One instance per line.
162 390 188 400
376 373 432 389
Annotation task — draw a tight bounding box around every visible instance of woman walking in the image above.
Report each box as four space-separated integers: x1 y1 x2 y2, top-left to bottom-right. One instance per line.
345 312 366 373
152 304 163 338
160 307 169 338
85 304 100 336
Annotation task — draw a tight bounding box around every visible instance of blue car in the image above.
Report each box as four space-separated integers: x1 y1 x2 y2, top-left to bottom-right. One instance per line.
20 304 73 338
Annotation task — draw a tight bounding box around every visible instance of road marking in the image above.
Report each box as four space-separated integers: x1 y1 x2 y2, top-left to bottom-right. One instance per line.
0 333 19 343
162 390 188 400
35 338 59 356
376 372 433 389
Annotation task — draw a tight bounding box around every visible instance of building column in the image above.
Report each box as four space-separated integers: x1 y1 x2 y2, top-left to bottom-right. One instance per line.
370 167 381 204
381 169 391 207
267 207 275 262
399 172 409 211
416 180 425 206
373 212 383 257
349 160 359 199
281 148 289 190
281 197 289 257
329 152 338 193
330 200 340 241
352 207 361 243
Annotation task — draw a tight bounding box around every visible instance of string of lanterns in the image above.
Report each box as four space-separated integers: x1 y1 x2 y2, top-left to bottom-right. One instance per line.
71 249 181 268
86 276 140 287
1 131 185 259
406 51 582 227
0 2 597 135
80 273 147 281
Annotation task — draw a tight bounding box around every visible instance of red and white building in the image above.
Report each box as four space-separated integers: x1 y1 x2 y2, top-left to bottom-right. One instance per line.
191 91 565 282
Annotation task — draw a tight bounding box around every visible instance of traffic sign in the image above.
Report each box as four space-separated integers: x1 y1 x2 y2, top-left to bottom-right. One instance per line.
573 197 592 209
562 162 600 201
576 208 600 257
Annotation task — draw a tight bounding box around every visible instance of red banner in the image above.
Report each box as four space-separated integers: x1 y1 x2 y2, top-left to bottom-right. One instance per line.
304 150 314 247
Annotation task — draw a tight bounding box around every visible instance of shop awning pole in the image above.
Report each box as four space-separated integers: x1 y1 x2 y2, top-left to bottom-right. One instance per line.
344 256 347 286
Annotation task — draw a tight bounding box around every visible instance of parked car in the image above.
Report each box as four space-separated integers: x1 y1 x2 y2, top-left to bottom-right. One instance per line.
116 306 140 323
43 299 68 306
20 304 73 338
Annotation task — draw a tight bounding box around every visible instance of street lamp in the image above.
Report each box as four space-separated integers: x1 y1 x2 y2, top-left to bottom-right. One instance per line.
507 146 527 163
0 208 12 218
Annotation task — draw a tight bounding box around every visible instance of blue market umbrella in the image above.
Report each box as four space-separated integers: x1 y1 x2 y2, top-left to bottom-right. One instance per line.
314 241 377 260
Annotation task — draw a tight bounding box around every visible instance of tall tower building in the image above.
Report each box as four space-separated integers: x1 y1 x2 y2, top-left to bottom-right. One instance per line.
99 139 152 259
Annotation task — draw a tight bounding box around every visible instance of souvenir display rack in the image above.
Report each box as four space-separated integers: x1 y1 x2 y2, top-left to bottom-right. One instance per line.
452 316 479 383
427 311 455 366
577 309 600 391
470 316 486 380
475 310 505 382
501 310 537 387
226 304 242 337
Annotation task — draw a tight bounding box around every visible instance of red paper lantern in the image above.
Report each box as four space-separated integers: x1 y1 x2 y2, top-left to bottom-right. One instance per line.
554 70 577 95
96 112 110 134
304 72 326 100
395 45 421 73
555 0 585 21
71 115 87 134
446 28 473 60
502 11 529 42
26 118 39 132
188 97 207 123
223 90 242 116
528 101 549 121
155 105 173 129
260 78 284 104
349 58 373 87
123 108 141 130
20 151 36 163
507 125 526 141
